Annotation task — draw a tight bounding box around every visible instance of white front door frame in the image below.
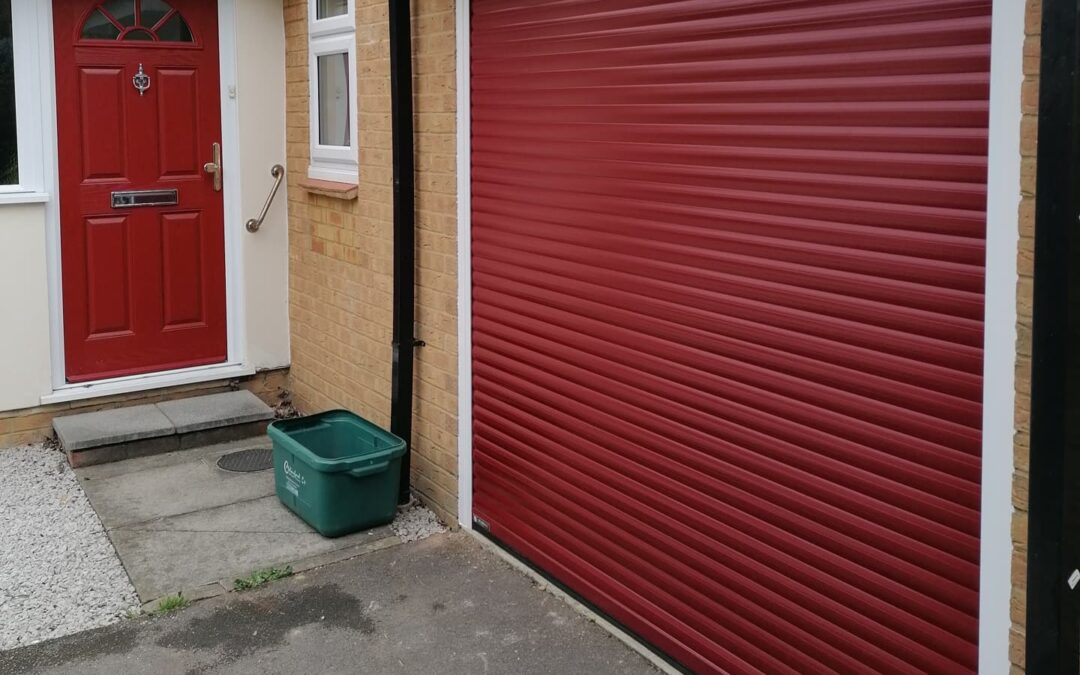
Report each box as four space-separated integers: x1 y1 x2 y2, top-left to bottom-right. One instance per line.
38 0 248 402
457 1 1018 671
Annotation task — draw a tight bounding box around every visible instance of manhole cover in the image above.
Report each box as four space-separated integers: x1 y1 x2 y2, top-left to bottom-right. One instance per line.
216 447 273 473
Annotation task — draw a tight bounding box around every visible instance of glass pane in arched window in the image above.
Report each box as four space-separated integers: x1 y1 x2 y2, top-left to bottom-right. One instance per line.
122 28 154 41
140 0 172 28
101 0 135 27
156 13 192 43
81 9 121 40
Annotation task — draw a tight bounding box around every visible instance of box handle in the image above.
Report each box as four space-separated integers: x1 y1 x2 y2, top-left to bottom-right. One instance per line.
348 461 389 478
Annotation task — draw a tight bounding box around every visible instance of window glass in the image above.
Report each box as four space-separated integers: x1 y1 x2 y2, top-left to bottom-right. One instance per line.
140 0 173 28
156 12 192 43
102 0 135 27
0 0 15 185
308 1 356 181
316 0 348 20
82 9 121 39
80 1 192 43
122 28 154 41
317 52 350 147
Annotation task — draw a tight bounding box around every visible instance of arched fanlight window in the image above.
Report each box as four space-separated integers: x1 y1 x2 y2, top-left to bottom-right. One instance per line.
81 0 193 43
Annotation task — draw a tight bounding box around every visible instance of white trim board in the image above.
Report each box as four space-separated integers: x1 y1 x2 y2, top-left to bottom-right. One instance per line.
38 0 248 398
455 0 473 530
0 191 48 205
978 0 1024 672
38 0 66 396
218 0 246 387
40 362 255 405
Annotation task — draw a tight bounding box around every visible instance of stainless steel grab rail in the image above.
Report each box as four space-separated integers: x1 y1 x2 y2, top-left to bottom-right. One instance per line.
246 164 285 233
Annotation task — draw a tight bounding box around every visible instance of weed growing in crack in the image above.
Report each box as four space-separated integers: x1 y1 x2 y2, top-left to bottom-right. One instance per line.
233 565 293 592
155 593 189 615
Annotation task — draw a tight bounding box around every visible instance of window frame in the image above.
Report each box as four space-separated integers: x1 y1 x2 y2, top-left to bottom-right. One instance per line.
0 0 49 201
308 0 353 38
307 0 357 184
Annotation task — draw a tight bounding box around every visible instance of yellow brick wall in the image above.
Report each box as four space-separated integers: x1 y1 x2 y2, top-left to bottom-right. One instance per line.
283 0 458 524
1012 0 1040 670
0 369 289 449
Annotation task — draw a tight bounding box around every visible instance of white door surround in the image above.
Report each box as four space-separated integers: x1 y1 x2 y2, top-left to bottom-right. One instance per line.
31 0 250 403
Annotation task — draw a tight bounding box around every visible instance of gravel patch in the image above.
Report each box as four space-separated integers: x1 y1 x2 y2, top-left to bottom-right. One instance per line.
0 445 139 651
391 500 447 543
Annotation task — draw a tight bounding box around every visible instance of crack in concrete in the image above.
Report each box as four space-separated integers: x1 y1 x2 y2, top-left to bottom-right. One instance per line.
103 493 277 531
111 527 323 536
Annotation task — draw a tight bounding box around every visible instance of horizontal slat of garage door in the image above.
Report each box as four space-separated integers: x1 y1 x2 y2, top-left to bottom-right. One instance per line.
470 1 988 672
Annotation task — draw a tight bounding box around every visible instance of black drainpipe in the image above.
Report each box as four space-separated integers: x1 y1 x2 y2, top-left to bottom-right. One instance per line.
389 0 419 504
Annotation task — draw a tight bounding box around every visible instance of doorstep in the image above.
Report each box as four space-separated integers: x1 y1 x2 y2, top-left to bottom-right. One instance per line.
53 390 274 467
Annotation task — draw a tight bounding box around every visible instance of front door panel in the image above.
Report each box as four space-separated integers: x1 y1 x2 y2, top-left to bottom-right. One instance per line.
54 0 226 382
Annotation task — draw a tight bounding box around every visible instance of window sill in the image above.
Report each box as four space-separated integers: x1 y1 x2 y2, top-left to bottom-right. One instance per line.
299 177 358 200
0 191 49 205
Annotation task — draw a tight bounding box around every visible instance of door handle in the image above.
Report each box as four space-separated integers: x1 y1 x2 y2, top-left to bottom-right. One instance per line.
203 142 222 192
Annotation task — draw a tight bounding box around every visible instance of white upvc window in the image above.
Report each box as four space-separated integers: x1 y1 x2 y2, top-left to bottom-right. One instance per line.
307 0 357 184
0 0 50 203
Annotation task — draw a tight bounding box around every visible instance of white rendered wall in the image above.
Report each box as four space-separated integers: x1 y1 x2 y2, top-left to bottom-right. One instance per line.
0 204 52 411
232 0 291 371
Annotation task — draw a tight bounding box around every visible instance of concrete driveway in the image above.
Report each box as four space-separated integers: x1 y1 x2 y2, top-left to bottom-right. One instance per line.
0 532 660 675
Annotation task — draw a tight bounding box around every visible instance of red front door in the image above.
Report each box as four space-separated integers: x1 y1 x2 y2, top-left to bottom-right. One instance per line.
54 0 227 382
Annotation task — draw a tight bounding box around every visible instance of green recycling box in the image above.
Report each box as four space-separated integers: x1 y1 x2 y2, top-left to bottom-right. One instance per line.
269 410 406 538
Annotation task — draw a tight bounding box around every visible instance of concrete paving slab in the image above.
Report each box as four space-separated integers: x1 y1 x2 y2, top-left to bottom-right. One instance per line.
156 391 272 435
53 404 174 452
77 455 277 529
71 435 417 638
109 497 395 601
1 533 660 675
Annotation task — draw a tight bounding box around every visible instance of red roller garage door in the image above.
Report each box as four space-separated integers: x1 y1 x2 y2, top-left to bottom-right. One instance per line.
470 1 989 672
